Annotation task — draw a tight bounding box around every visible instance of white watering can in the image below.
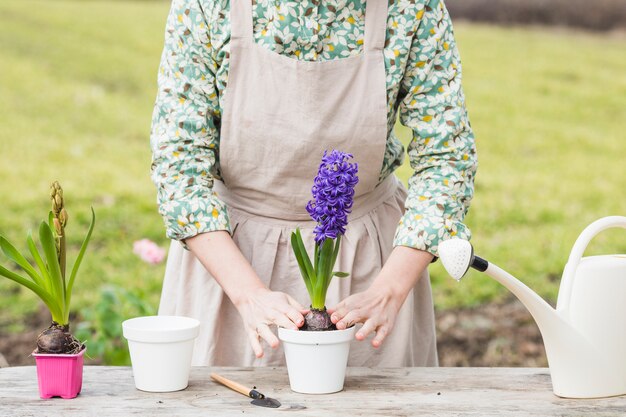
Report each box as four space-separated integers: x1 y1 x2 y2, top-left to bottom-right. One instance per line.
438 216 626 399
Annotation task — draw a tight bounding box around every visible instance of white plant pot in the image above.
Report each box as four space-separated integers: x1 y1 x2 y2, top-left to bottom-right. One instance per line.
278 326 355 394
122 316 200 392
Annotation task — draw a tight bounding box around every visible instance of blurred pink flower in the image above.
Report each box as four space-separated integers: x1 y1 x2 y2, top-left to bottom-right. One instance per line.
133 239 166 264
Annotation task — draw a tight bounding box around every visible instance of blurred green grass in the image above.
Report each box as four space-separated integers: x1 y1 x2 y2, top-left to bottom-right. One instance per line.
0 0 625 335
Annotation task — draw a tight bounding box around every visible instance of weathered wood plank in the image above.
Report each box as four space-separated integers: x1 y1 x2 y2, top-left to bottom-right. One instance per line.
1 367 625 416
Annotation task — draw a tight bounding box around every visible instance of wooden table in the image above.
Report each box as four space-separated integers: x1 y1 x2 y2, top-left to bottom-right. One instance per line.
1 366 625 416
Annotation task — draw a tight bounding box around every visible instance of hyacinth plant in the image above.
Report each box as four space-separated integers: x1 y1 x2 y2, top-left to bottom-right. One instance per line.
0 182 95 354
291 150 359 331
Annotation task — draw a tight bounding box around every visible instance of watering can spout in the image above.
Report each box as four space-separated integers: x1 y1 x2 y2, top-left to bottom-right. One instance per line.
438 239 564 338
438 237 626 399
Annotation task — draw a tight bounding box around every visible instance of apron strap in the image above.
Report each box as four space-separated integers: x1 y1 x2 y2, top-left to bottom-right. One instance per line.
364 0 389 52
231 0 254 40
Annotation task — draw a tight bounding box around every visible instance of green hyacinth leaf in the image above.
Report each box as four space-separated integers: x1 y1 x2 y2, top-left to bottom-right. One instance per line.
48 211 55 233
314 241 320 273
64 207 96 322
326 235 341 287
39 220 65 315
291 231 313 299
0 235 43 287
294 228 314 281
313 238 334 309
0 264 63 322
333 271 350 278
27 231 52 294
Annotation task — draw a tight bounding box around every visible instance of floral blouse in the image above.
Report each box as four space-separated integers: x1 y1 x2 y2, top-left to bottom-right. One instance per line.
150 0 477 256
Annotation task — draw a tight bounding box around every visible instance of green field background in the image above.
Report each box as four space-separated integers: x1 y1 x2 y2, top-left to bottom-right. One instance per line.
1 1 625 363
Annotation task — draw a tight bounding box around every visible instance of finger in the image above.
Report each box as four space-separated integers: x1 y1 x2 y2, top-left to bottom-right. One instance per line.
283 306 305 328
257 323 280 349
247 329 264 358
285 294 309 316
330 303 350 324
273 313 299 330
372 325 390 348
355 319 377 341
336 309 364 330
273 296 304 328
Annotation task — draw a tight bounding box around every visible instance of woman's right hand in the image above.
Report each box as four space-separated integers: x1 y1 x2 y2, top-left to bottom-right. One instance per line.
234 288 307 358
187 231 307 358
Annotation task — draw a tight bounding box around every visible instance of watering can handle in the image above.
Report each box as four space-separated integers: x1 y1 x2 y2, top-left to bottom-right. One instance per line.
557 216 626 313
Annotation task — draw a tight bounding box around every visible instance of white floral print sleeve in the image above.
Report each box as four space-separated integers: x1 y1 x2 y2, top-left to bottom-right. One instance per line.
150 0 231 242
392 0 477 253
150 0 477 255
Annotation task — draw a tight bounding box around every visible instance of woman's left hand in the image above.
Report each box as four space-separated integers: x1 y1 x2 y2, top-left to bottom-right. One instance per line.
329 285 402 348
329 246 435 348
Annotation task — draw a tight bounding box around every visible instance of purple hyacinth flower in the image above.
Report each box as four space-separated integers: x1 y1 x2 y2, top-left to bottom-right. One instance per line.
306 150 359 245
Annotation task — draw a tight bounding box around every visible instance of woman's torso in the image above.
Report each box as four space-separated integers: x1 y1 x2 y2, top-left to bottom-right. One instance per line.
190 0 433 182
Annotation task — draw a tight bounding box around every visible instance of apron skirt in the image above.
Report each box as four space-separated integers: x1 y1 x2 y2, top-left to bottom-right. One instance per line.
159 175 438 367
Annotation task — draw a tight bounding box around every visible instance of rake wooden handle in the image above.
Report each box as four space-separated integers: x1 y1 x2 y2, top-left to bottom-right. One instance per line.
210 373 254 398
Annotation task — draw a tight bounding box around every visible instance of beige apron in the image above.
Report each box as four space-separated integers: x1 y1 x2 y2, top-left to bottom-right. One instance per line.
159 0 438 367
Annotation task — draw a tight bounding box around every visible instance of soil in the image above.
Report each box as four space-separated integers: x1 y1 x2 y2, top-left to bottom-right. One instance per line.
0 298 547 367
0 306 49 367
436 297 547 367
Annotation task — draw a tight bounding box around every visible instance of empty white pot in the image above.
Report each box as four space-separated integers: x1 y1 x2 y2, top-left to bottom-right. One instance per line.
122 316 200 392
278 326 355 394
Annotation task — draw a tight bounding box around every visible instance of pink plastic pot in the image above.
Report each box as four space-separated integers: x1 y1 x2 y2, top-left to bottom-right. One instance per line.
32 348 85 399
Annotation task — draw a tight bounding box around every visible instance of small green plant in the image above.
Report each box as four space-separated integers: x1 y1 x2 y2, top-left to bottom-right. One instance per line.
0 181 95 354
76 285 156 365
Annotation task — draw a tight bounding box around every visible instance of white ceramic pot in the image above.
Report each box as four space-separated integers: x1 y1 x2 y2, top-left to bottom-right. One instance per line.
122 316 200 392
278 326 356 394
